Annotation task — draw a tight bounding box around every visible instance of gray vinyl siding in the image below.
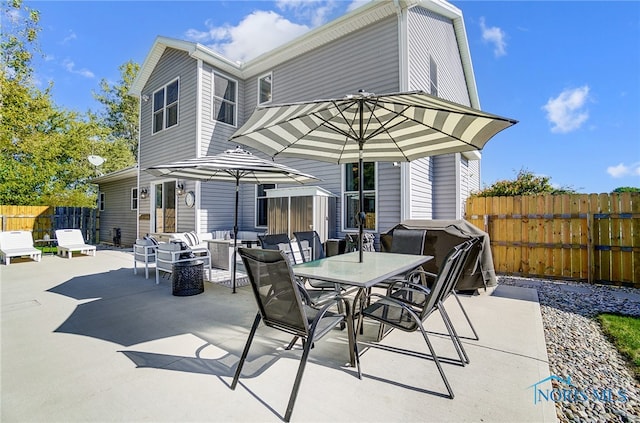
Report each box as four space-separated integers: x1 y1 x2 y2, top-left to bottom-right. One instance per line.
460 157 480 216
97 177 138 247
432 154 457 219
409 157 433 219
407 6 472 219
237 16 401 237
407 6 470 105
138 48 199 233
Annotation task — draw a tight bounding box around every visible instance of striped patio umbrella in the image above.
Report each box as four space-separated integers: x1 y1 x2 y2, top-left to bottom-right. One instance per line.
230 90 517 262
146 147 320 292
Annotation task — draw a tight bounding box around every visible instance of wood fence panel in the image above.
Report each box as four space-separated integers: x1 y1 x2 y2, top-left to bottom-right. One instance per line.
0 206 97 243
465 192 639 287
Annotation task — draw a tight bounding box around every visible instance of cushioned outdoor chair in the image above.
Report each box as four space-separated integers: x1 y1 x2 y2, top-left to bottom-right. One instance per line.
232 248 361 422
359 242 472 400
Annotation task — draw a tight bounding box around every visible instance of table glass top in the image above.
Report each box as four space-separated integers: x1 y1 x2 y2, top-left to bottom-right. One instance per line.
292 251 432 288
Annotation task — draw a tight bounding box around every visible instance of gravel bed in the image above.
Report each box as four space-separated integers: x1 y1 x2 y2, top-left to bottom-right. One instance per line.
499 277 640 422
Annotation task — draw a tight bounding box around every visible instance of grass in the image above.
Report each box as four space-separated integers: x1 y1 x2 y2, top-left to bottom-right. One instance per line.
597 313 640 381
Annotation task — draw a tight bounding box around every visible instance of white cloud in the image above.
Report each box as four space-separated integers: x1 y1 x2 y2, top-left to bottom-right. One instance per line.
61 30 77 45
480 17 507 57
542 86 590 133
276 0 341 27
185 10 310 63
62 59 94 78
607 162 640 178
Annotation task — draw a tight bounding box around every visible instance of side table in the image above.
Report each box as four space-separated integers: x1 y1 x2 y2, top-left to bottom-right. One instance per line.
172 260 204 296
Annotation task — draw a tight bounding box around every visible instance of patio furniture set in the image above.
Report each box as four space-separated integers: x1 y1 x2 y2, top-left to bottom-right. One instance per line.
232 227 483 421
0 229 95 265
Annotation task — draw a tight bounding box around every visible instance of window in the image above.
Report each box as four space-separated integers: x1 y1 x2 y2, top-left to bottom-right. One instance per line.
152 79 179 133
98 192 105 211
131 188 138 210
258 73 272 104
344 162 376 230
213 73 237 126
256 184 275 227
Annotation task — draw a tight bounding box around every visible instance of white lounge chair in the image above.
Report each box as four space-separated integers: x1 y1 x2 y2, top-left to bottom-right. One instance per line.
0 231 42 265
55 229 96 258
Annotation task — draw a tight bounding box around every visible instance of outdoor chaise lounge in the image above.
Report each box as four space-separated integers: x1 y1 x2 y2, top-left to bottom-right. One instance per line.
55 229 96 258
0 230 42 265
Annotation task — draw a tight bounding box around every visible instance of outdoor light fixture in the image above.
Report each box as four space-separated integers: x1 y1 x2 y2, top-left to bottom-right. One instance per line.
140 188 148 199
141 94 150 102
176 182 185 196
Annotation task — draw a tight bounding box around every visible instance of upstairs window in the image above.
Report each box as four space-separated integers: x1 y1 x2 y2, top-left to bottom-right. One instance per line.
344 162 376 230
213 73 237 126
153 79 179 133
98 192 105 211
258 73 272 104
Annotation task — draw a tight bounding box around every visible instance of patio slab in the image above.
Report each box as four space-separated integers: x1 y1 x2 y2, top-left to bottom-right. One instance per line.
1 250 556 422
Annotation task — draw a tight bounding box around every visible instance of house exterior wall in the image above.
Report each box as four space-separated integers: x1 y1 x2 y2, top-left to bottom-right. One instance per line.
406 5 473 220
235 15 401 237
97 176 138 247
109 0 482 241
138 48 199 235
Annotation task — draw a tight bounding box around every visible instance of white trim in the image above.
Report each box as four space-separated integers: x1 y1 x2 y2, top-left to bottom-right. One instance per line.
340 162 378 233
131 187 138 211
257 72 273 105
455 152 461 219
151 77 180 134
212 71 238 127
400 162 410 221
196 59 203 157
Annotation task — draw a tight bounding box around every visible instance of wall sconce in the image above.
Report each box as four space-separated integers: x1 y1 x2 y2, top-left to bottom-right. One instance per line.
176 182 185 196
140 188 148 199
141 94 150 102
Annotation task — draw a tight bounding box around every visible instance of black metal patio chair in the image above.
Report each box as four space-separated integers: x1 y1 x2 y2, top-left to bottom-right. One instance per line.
359 242 471 399
232 248 361 422
293 231 343 290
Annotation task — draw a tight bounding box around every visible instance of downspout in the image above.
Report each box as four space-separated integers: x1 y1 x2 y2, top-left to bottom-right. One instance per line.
195 59 203 233
395 0 412 222
455 153 461 219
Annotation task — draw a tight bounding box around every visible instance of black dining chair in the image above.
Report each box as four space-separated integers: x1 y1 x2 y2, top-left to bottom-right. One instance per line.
232 248 361 422
293 231 340 290
359 242 472 400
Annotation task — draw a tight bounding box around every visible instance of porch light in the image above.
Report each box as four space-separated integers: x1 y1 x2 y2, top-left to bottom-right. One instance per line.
140 188 148 199
176 182 185 196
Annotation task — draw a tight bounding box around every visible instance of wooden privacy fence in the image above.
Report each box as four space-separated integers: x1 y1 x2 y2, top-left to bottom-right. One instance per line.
465 193 640 287
0 205 98 244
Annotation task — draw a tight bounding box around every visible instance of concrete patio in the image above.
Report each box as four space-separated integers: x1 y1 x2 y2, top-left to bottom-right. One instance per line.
1 249 557 422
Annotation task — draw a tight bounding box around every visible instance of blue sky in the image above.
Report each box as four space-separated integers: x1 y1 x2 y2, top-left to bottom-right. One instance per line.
21 0 640 193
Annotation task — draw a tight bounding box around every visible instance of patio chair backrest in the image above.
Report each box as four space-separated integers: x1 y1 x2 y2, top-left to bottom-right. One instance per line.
440 238 482 300
55 229 86 246
293 231 325 262
390 228 426 255
419 243 466 318
238 248 309 337
0 231 35 249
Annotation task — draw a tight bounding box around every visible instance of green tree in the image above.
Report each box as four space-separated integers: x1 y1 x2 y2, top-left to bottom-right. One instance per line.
613 187 640 193
0 0 135 206
92 60 140 157
473 168 576 197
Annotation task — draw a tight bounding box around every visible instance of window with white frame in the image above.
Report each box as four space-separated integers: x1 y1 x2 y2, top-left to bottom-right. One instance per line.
131 187 138 210
98 192 105 211
256 184 275 227
258 73 272 104
152 79 179 133
344 162 376 230
213 73 237 126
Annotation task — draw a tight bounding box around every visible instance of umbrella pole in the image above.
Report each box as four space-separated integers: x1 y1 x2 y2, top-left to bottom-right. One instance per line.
232 179 239 293
358 151 364 263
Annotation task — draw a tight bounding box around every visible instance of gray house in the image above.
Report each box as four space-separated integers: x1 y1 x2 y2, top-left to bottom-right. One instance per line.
95 0 484 247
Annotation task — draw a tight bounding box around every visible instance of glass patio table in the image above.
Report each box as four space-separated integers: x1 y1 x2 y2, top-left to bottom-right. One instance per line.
293 251 433 365
292 251 433 290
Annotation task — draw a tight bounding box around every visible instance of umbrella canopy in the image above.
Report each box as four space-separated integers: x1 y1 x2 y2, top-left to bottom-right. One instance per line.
230 90 518 261
146 147 320 292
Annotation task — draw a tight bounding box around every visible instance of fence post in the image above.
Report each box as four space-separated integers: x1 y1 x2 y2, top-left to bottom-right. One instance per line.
587 212 593 284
